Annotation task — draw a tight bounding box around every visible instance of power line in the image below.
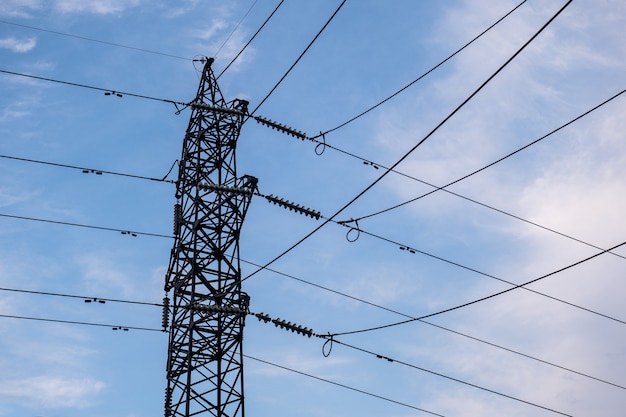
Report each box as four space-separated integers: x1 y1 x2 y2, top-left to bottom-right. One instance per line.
308 88 626 262
5 200 623 386
253 88 626 262
0 307 575 416
217 0 286 80
0 309 446 415
0 19 192 61
325 338 572 417
6 144 618 330
240 260 626 391
0 286 163 308
0 212 172 239
242 0 573 282
5 204 623 328
318 136 626 262
0 68 189 110
4 189 622 329
0 313 163 332
5 81 625 267
0 116 626 266
3 95 622 290
350 88 626 222
328 238 626 337
4 284 623 403
314 0 528 138
261 288 590 416
3 257 624 391
244 354 446 416
214 0 260 59
0 153 176 184
249 0 348 116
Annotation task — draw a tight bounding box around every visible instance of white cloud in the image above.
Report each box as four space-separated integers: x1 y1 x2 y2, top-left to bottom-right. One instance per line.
0 0 140 16
0 375 105 408
155 0 206 19
53 0 140 15
185 3 255 71
194 19 229 41
78 251 138 297
0 0 42 18
0 108 29 122
364 1 626 415
0 320 105 410
518 100 626 249
0 36 36 52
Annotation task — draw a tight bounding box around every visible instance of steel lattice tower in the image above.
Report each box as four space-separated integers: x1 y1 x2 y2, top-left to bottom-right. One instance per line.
164 58 256 417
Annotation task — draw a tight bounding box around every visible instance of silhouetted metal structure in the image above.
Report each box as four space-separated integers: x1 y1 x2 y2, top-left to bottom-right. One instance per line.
164 58 256 417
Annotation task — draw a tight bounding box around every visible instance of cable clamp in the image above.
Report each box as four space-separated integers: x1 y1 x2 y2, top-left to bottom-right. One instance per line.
314 132 327 156
322 334 334 357
337 218 360 242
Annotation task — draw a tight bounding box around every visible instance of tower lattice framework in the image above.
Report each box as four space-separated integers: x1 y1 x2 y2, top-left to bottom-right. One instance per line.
164 58 256 417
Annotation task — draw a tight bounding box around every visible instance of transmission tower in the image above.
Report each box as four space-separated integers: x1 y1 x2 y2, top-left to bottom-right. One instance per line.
164 57 257 417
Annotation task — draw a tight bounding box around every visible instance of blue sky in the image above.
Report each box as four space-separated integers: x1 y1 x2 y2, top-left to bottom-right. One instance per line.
1 1 625 416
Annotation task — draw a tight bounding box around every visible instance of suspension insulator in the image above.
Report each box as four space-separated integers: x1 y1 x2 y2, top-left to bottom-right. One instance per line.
173 204 182 235
164 386 172 416
162 297 170 331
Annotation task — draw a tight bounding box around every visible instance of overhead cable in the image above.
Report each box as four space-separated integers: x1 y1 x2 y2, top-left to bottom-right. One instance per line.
0 153 176 184
249 0 348 116
4 88 623 269
0 19 192 61
252 90 626 260
4 278 623 391
238 260 625 390
242 0 573 282
0 310 573 415
214 0 260 59
0 311 448 415
4 203 623 328
0 68 189 109
314 0 528 138
244 354 446 417
6 138 613 331
327 238 626 337
350 88 626 222
0 313 163 332
0 212 172 239
4 265 624 390
0 286 162 307
217 0 286 79
325 338 572 417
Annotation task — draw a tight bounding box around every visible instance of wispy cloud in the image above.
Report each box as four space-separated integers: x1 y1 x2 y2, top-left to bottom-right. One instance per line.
0 36 36 52
0 185 39 207
78 251 139 297
0 0 140 17
0 375 105 408
0 0 42 18
0 108 29 123
364 1 626 415
52 0 140 15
